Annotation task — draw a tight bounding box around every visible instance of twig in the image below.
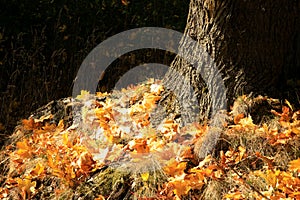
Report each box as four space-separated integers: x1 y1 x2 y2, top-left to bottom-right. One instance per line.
230 167 270 200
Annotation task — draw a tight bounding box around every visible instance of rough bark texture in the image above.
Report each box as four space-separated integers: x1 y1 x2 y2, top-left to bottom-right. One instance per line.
159 0 300 159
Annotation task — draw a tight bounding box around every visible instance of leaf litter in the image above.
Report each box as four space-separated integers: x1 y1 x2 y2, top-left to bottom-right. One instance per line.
0 79 300 199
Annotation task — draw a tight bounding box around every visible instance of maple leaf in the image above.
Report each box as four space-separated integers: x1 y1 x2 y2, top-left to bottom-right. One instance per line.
239 115 255 127
62 131 72 147
166 171 205 198
16 176 36 199
234 113 245 125
134 113 151 127
163 159 186 177
198 155 212 168
141 172 150 181
223 191 245 200
47 150 64 178
158 120 179 141
179 146 194 160
292 126 300 135
271 105 292 123
142 92 160 109
15 139 32 159
76 90 90 100
30 162 45 177
255 169 280 189
221 147 248 166
172 180 191 197
289 158 300 172
65 166 76 180
76 151 96 172
22 118 39 130
0 187 9 199
127 139 150 153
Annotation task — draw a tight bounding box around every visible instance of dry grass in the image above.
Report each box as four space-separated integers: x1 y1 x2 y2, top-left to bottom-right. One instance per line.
1 85 300 199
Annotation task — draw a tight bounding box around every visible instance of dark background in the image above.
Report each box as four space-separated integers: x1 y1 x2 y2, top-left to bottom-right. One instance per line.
0 0 190 141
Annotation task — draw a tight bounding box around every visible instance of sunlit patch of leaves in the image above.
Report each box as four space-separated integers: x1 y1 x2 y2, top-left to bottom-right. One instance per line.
1 79 300 199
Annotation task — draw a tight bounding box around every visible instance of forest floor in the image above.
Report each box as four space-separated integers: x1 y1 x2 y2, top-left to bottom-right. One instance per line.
1 79 300 200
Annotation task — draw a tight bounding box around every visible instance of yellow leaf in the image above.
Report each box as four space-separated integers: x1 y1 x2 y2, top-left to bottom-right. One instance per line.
292 127 300 135
30 162 45 177
16 139 32 158
47 152 55 169
255 169 280 188
198 155 212 168
234 113 245 124
141 172 149 181
164 159 187 177
142 92 161 108
289 158 300 172
173 181 190 197
238 146 246 161
223 191 244 200
239 115 255 127
76 90 90 100
62 132 70 146
66 166 76 179
0 187 9 198
285 99 293 111
16 177 36 199
16 139 30 150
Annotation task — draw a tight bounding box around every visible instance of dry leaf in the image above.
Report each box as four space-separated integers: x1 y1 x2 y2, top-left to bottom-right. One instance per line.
289 158 300 172
163 159 186 177
30 162 45 177
141 172 150 181
234 113 244 124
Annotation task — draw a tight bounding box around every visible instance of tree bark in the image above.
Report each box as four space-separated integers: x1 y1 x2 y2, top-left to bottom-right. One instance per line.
160 0 300 123
159 0 300 159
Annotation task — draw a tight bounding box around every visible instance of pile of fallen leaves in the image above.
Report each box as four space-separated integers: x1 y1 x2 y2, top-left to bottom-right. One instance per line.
1 79 300 199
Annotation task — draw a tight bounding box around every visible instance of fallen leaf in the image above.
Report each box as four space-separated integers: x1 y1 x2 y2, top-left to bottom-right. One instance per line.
234 113 245 125
289 158 300 172
141 172 150 181
163 159 186 177
30 162 45 177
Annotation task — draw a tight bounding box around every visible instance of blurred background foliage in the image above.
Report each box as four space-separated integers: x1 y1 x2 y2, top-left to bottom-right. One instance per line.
0 0 190 141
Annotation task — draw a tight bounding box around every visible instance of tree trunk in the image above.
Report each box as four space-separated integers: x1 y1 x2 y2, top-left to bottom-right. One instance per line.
159 0 300 158
160 0 300 124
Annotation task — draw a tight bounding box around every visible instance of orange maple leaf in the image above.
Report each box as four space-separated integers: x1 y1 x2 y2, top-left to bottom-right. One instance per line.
15 139 32 158
163 159 186 177
22 118 39 130
30 162 45 177
76 151 96 172
16 176 36 200
234 113 245 124
127 139 150 153
289 158 300 172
